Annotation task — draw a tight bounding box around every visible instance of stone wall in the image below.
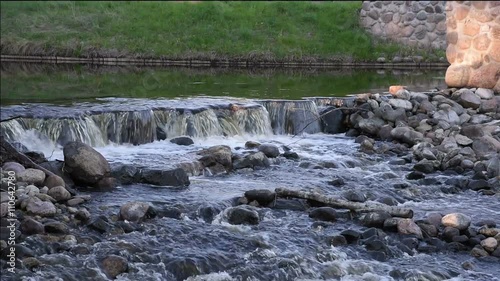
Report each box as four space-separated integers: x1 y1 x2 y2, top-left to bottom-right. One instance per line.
445 1 500 92
360 1 447 50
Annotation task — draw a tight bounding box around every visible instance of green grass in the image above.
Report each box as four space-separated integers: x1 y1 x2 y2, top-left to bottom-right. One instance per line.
0 63 446 105
1 1 445 62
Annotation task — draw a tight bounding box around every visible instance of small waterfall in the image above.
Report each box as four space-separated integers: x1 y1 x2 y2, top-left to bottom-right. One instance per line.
258 100 321 135
0 104 274 148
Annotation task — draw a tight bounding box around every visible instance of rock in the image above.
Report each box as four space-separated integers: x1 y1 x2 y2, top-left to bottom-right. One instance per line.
407 171 425 180
63 141 111 186
433 109 460 125
26 199 56 217
442 213 471 231
226 205 259 225
461 124 485 139
101 255 128 279
258 144 280 158
75 209 91 222
478 227 499 237
414 160 435 173
389 86 406 95
442 226 461 242
397 219 423 238
2 162 25 174
20 218 44 235
319 106 347 134
358 117 386 136
22 257 41 270
309 207 337 221
328 235 347 246
170 136 194 146
362 211 392 228
111 164 139 185
468 179 490 191
44 221 69 234
25 185 39 196
119 201 154 223
481 237 498 252
457 90 481 109
156 126 166 141
16 168 45 186
418 223 438 237
244 141 261 149
139 168 190 187
282 151 299 160
393 89 411 100
244 189 275 206
44 175 65 188
471 245 490 257
389 99 413 110
455 134 473 146
233 152 270 169
391 127 424 146
47 186 71 202
341 229 360 244
96 177 117 189
472 137 498 159
475 88 494 99
342 190 366 202
88 216 114 233
67 197 85 206
198 145 232 169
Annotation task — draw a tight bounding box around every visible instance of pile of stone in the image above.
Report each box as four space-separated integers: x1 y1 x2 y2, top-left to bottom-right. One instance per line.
346 86 499 191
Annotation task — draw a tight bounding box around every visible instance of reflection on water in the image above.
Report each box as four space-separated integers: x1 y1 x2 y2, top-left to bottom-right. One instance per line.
0 63 446 105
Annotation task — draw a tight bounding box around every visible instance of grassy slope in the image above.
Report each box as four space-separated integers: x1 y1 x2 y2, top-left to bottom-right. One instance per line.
0 1 445 61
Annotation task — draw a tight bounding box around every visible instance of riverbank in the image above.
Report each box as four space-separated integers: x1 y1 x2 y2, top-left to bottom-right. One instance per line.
1 86 499 279
0 1 446 63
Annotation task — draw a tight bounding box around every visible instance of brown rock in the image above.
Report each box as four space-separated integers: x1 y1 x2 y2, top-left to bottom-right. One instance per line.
446 45 458 63
446 31 458 44
490 41 500 62
492 26 500 41
445 65 471 88
463 20 480 37
447 16 457 29
470 9 494 22
457 37 472 50
473 34 491 51
44 175 65 189
472 1 488 9
469 63 500 89
455 5 470 20
389 86 406 95
101 255 128 279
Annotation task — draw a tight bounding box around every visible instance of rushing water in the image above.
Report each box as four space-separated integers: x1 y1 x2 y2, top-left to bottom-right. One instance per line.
1 66 499 281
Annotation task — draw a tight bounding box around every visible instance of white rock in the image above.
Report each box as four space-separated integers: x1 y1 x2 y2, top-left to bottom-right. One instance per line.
17 169 46 186
441 213 471 231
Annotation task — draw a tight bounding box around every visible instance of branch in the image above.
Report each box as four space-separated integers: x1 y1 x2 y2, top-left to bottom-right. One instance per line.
275 188 413 218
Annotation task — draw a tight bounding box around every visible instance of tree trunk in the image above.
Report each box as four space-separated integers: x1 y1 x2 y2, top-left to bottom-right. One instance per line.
275 188 413 218
1 135 56 177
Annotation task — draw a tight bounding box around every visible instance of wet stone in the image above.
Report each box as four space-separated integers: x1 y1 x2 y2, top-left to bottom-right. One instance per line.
309 207 337 222
362 211 392 228
442 226 460 242
328 235 347 246
340 229 360 244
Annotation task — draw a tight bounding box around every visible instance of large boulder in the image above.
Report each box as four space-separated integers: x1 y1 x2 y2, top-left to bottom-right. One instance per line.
119 201 155 223
17 169 45 186
139 168 190 187
320 106 347 134
63 142 111 186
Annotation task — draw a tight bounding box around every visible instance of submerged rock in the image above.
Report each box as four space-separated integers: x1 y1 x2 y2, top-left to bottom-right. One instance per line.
258 144 280 158
101 255 128 279
139 168 190 187
170 136 194 146
119 201 155 223
309 207 337 222
226 205 259 225
233 152 270 170
244 189 275 206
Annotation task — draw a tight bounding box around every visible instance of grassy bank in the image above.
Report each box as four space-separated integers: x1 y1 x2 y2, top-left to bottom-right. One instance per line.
0 1 445 62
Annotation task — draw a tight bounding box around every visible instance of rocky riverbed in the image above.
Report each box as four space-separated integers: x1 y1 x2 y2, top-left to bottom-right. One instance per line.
1 86 499 280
